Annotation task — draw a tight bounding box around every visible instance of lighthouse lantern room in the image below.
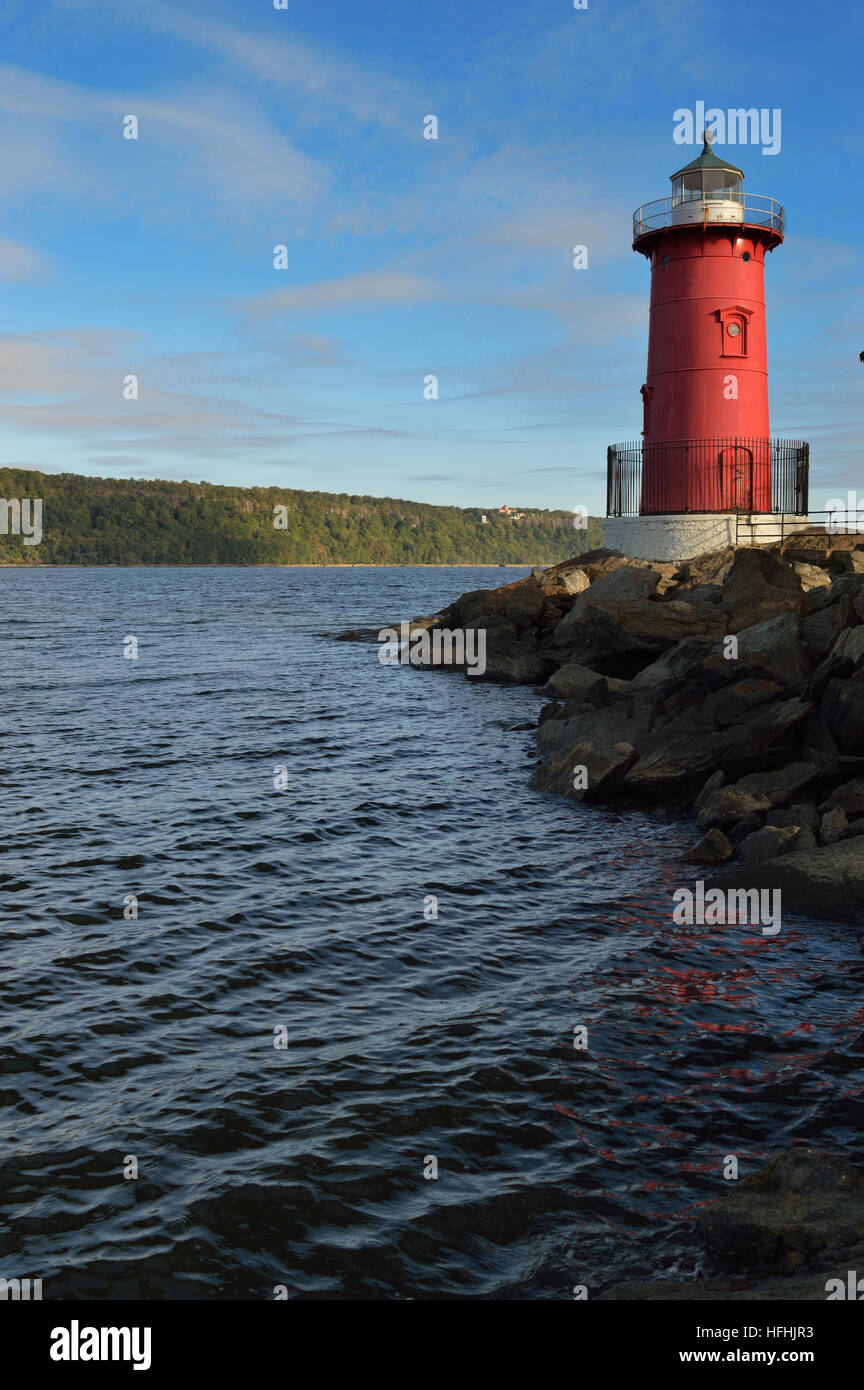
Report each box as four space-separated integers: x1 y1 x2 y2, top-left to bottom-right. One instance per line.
604 133 810 563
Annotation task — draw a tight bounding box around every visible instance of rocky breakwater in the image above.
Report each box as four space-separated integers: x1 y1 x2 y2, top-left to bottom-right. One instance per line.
405 530 864 922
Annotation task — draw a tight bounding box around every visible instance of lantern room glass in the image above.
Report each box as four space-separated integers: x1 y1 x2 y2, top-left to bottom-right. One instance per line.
671 170 743 205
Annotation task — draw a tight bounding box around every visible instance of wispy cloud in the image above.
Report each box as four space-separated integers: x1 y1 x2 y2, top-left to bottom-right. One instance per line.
245 271 434 314
0 234 46 281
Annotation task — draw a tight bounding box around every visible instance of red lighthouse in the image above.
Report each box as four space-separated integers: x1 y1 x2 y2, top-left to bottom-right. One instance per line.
605 133 809 562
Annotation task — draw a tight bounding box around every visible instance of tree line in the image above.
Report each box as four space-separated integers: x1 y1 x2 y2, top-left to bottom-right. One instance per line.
0 467 603 565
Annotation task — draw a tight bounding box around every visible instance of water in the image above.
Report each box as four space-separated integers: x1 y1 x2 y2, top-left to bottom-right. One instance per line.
1 566 862 1300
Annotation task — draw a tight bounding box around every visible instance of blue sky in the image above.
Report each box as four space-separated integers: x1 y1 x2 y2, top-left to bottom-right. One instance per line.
0 0 860 514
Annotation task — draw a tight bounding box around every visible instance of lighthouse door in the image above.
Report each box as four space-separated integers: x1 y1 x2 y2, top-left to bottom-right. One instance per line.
718 445 753 511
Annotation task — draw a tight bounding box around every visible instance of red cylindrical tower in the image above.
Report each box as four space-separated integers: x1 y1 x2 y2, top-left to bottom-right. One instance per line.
632 134 784 515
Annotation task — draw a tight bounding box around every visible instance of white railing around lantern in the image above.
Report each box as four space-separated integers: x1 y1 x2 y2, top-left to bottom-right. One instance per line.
633 193 784 240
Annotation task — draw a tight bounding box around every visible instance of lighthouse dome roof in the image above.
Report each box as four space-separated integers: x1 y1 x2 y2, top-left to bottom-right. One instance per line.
672 132 744 182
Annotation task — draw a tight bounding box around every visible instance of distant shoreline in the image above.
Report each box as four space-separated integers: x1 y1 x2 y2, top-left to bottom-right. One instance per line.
0 562 535 570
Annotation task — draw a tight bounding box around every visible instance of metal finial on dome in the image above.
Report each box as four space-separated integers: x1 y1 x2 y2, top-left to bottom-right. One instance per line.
671 132 744 181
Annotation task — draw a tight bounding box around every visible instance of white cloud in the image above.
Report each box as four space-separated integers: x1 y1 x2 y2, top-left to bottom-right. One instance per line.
0 234 45 281
245 271 434 314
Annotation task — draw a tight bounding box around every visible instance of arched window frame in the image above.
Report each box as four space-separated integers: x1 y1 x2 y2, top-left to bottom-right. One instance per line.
714 305 752 358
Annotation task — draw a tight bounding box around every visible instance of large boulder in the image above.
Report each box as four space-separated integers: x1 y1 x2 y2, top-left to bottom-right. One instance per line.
821 674 864 753
529 740 636 800
543 662 623 700
624 701 813 797
536 695 653 763
739 824 800 863
820 625 864 678
729 612 810 686
791 560 833 592
833 548 864 576
497 575 546 631
532 562 591 598
581 565 661 602
553 595 726 672
599 1146 864 1300
721 548 805 632
481 637 551 684
697 1148 864 1271
819 807 848 845
446 586 508 627
800 599 853 662
623 635 718 696
705 836 864 921
682 828 734 864
698 677 786 728
674 545 737 593
696 760 820 829
821 777 864 817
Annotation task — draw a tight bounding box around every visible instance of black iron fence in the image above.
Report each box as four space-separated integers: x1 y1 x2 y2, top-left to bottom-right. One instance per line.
606 437 809 517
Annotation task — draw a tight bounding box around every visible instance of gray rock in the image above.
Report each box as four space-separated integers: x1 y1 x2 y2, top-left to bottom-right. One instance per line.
625 701 813 798
820 807 848 845
721 548 805 633
499 576 546 630
779 801 820 832
682 828 734 864
769 804 819 851
464 614 517 641
599 1146 864 1300
676 583 723 605
553 593 725 657
624 635 718 695
536 694 652 763
542 662 623 700
706 836 864 921
731 611 810 685
791 824 818 852
801 602 850 662
697 1148 864 1271
739 824 800 863
598 1272 841 1301
696 760 820 829
797 709 841 758
729 811 765 842
585 564 661 601
530 740 636 800
821 675 864 754
821 777 864 817
814 623 864 681
532 562 591 598
694 769 725 815
699 677 786 728
675 546 737 591
791 560 833 591
834 549 864 576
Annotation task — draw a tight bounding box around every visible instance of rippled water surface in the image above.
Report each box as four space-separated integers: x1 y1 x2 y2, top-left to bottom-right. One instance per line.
1 566 862 1300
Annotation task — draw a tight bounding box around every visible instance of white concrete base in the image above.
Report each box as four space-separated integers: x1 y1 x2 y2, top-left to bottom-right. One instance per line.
603 513 812 564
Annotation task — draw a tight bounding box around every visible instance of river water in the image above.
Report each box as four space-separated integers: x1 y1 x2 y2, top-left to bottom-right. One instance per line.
1 566 861 1299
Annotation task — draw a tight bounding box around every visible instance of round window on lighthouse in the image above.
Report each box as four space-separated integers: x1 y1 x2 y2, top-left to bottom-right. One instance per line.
727 322 741 338
742 252 751 262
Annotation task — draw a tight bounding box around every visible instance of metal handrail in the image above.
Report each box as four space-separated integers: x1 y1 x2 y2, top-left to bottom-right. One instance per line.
633 192 784 240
